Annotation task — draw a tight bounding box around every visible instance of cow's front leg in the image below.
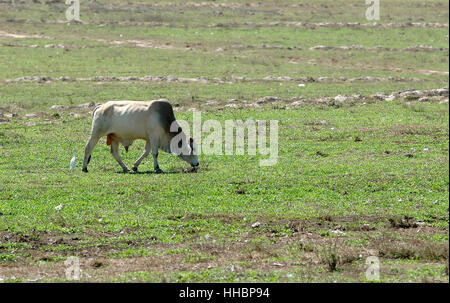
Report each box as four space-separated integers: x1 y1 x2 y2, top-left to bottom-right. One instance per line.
132 141 151 172
110 141 129 172
150 139 163 173
152 152 162 173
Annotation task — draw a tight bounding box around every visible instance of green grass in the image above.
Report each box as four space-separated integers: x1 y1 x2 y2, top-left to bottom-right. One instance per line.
1 0 448 25
1 101 448 281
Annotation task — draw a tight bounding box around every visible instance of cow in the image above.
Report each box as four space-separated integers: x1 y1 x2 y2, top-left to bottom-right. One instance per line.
82 99 199 173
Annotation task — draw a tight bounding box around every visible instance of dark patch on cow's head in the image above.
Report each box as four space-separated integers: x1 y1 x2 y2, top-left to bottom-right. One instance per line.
189 137 194 153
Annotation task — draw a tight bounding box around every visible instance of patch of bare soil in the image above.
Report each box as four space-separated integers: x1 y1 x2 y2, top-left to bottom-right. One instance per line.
219 87 448 109
0 211 447 282
208 21 449 29
0 42 38 48
2 74 424 85
376 234 449 261
0 247 188 282
308 45 448 52
0 105 23 115
4 18 447 29
233 44 448 53
1 87 447 119
91 38 188 50
0 30 49 39
49 102 99 110
0 101 98 121
2 29 446 58
416 69 449 76
40 87 450 114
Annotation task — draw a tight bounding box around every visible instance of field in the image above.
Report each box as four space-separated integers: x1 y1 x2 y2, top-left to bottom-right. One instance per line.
0 0 448 282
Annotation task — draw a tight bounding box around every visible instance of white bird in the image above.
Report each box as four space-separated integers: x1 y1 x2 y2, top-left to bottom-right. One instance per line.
70 149 76 171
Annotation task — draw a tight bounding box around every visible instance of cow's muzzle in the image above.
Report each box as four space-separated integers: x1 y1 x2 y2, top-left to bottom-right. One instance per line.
191 163 199 167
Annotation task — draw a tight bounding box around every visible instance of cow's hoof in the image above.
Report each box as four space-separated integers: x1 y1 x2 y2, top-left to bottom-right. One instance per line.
132 166 138 172
123 168 130 173
82 168 88 173
155 168 163 174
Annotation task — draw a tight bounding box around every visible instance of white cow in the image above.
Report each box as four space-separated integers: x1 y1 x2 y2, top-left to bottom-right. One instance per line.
82 99 199 173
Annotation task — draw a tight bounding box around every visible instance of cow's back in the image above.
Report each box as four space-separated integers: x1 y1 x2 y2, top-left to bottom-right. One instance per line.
92 100 175 140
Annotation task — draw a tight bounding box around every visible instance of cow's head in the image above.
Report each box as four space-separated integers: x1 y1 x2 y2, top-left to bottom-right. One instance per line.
179 136 199 167
170 126 199 168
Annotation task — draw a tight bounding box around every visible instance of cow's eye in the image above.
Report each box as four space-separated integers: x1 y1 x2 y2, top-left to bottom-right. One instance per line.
178 140 183 148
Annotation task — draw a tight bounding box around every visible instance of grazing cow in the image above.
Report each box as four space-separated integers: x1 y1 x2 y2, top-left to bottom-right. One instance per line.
82 99 199 173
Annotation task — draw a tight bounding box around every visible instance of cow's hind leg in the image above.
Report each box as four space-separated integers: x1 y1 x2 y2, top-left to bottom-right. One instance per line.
110 140 129 172
82 134 100 172
132 141 151 172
